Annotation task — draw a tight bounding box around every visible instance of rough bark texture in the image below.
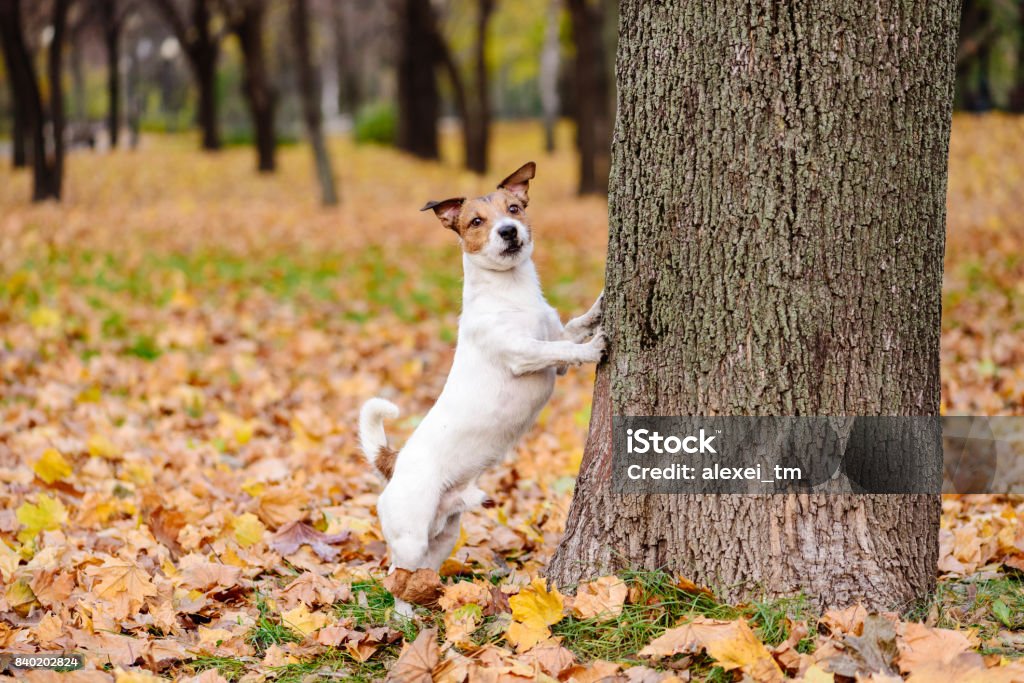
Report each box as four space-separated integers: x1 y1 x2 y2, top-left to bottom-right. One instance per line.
230 0 276 172
291 0 338 206
567 0 611 195
396 0 440 160
548 0 958 611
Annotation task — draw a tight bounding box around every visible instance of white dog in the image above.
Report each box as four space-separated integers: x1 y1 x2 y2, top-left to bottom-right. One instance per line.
359 162 604 597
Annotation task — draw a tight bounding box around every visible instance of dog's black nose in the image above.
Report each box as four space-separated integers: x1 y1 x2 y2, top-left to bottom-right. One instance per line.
498 225 518 242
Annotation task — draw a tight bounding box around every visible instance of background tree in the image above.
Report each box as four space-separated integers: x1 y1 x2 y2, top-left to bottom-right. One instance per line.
539 0 560 153
566 0 610 195
151 0 223 150
99 0 133 148
0 0 71 200
548 0 959 610
290 0 337 206
396 0 441 160
220 0 276 172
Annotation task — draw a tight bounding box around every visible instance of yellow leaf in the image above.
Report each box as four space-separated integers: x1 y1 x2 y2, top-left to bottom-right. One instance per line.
33 448 72 484
16 494 68 543
29 306 61 330
281 604 330 637
506 619 551 652
510 578 565 629
5 578 38 614
88 434 121 460
506 578 565 652
799 665 835 682
233 512 266 547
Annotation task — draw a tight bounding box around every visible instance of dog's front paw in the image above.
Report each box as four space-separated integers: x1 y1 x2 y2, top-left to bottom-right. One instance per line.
581 328 607 363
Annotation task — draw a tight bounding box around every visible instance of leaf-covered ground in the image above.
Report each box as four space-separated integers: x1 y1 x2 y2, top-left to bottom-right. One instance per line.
1 118 1023 682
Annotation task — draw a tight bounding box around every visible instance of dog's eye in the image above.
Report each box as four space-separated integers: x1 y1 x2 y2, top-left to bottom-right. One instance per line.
471 217 483 227
508 205 520 214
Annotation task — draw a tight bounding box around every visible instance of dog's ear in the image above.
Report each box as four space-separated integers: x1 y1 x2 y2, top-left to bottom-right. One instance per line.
497 161 536 206
421 197 466 232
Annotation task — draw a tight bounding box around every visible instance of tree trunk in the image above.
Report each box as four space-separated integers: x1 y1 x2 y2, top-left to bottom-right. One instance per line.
396 0 439 160
47 0 69 199
0 0 61 200
539 0 560 153
234 2 276 172
548 0 958 611
566 0 610 195
7 72 27 167
464 0 494 174
102 0 120 148
291 0 338 206
192 50 220 150
1007 0 1024 113
331 0 361 116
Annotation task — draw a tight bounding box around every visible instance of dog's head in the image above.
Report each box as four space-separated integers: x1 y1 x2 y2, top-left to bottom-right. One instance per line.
421 162 536 271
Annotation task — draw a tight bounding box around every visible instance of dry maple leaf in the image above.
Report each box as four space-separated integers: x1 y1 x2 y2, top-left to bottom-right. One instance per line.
505 577 566 652
382 568 444 608
640 616 784 682
896 622 980 674
571 575 628 620
85 558 159 620
270 521 350 561
387 628 439 683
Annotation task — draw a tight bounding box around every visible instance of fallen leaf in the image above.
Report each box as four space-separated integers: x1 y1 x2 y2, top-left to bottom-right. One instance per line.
270 521 350 561
387 628 439 682
33 448 72 484
571 575 628 620
382 568 443 608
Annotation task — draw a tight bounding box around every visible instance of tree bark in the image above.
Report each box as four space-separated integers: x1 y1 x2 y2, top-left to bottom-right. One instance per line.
101 0 121 148
566 0 610 195
7 65 28 167
230 0 276 172
548 0 958 611
396 0 440 160
539 0 560 153
291 0 338 206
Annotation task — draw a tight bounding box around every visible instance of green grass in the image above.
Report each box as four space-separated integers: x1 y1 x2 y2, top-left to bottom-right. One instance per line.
335 579 419 641
909 575 1024 656
551 569 816 667
247 593 303 655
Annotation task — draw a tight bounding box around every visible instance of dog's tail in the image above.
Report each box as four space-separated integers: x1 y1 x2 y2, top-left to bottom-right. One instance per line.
359 398 401 480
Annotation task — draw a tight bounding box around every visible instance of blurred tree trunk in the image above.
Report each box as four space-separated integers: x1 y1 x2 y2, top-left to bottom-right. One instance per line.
566 0 610 195
227 0 276 172
1008 2 1024 112
548 0 957 611
7 69 28 167
396 0 440 159
101 0 122 148
331 0 361 116
955 0 994 112
463 0 494 174
539 0 560 153
291 0 338 206
0 0 65 200
151 0 222 150
48 0 70 196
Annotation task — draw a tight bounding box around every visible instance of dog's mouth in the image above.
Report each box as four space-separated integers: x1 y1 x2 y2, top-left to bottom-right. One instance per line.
501 242 523 257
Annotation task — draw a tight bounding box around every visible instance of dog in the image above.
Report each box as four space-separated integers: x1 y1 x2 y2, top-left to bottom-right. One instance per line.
358 162 604 608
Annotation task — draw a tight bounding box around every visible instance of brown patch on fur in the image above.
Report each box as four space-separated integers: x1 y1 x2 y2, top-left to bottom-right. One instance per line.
376 445 398 480
454 191 532 254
